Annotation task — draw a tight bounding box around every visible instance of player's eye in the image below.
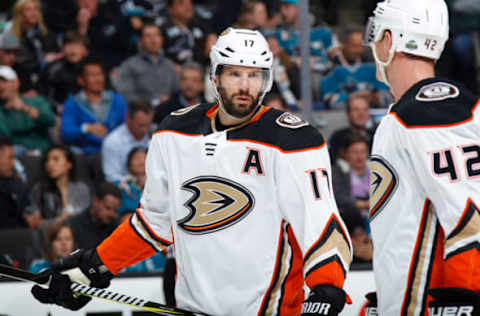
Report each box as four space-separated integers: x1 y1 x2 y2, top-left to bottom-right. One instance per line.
248 72 260 78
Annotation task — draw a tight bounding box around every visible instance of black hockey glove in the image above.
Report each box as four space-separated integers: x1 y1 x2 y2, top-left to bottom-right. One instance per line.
363 292 378 316
31 249 113 311
301 285 348 316
428 288 479 316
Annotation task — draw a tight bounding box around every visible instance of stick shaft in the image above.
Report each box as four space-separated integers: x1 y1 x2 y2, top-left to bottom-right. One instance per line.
0 264 200 316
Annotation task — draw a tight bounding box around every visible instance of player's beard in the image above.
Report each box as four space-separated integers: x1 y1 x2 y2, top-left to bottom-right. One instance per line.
218 87 261 119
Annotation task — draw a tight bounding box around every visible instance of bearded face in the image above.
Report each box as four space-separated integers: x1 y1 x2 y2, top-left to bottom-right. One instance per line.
215 65 267 119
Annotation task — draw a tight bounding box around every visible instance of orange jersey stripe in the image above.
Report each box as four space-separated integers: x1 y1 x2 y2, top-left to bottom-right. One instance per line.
442 198 480 291
205 104 219 118
305 260 345 289
304 214 350 289
154 130 203 137
249 106 271 123
442 248 480 290
97 218 157 275
278 225 305 315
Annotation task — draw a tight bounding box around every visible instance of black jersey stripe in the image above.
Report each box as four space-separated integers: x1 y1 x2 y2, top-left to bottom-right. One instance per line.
135 210 171 247
259 221 291 316
128 214 162 253
401 200 434 316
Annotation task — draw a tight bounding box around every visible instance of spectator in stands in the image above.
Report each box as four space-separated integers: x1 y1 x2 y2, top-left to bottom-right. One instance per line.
333 134 373 265
342 210 373 264
273 0 340 102
321 25 391 109
267 35 300 108
0 66 55 155
440 0 480 93
332 135 370 220
29 223 75 273
38 0 77 37
263 93 288 112
66 182 121 249
328 94 376 164
61 57 127 154
160 0 213 67
153 62 205 124
114 147 147 218
6 0 61 95
102 100 152 182
74 0 136 73
332 24 368 67
332 134 373 264
274 0 339 75
39 31 89 111
202 33 218 103
234 0 269 30
0 32 20 68
29 145 91 229
0 136 34 229
115 23 179 107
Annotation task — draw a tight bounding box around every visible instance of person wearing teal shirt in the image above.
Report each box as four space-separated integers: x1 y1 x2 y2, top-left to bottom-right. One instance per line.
0 66 55 154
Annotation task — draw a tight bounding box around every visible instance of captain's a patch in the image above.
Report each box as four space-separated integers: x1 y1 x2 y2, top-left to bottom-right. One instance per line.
275 112 309 129
415 82 459 102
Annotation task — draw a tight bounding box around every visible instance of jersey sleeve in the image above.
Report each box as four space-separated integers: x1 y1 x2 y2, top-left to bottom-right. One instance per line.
97 134 173 274
275 140 352 290
400 124 480 291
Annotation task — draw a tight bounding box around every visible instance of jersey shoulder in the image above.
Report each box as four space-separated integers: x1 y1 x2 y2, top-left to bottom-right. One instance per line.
157 103 214 134
390 78 479 128
230 108 326 152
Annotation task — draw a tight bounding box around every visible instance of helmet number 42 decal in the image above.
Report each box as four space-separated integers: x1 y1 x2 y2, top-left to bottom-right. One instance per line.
424 38 437 51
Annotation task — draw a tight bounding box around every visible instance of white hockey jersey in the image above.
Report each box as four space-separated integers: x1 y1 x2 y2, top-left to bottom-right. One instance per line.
369 78 480 316
97 104 352 315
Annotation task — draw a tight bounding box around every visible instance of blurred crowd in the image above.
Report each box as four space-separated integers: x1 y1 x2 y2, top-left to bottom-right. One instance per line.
0 0 478 272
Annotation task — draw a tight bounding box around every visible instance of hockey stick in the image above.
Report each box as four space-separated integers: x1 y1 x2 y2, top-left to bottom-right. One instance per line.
0 263 204 316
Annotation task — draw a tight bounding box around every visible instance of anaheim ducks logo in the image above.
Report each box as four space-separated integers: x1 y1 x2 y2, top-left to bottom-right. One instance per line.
178 176 255 234
415 82 459 102
276 112 309 129
368 155 398 221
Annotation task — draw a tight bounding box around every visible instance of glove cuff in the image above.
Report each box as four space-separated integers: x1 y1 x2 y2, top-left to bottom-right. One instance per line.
311 285 348 313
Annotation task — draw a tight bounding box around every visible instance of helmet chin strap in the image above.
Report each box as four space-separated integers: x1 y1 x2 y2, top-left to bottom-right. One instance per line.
371 42 396 87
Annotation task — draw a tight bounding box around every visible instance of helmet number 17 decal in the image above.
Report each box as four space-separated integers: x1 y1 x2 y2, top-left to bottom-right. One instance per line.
245 40 254 47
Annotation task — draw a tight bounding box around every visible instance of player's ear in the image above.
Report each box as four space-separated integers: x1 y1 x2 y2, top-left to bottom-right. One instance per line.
382 31 393 51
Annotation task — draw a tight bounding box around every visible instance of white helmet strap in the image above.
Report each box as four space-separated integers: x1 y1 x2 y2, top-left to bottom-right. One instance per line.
370 41 396 87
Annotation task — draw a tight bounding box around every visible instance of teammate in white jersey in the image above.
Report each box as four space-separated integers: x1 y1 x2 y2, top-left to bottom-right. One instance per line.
30 28 352 316
363 0 480 315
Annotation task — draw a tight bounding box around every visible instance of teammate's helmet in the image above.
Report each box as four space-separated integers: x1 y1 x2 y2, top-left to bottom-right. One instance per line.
363 0 449 84
210 28 273 111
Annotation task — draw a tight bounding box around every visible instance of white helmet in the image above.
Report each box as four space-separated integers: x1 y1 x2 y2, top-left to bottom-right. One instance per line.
210 28 273 117
363 0 449 85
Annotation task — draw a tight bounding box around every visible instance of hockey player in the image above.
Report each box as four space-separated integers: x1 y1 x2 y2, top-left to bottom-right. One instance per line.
30 28 352 315
363 0 480 315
